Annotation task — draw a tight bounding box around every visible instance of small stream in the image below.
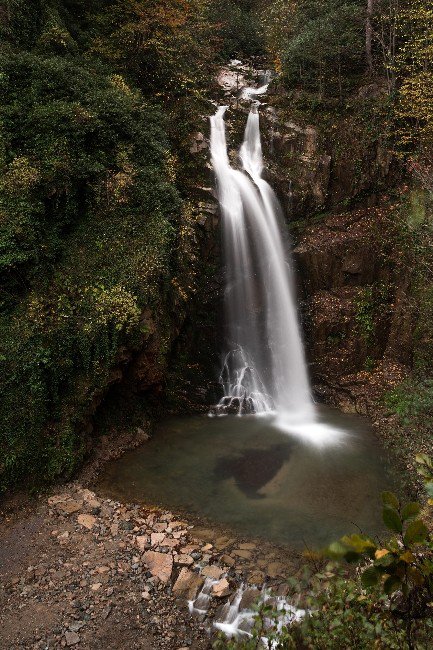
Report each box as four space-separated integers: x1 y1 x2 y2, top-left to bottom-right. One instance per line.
98 406 394 548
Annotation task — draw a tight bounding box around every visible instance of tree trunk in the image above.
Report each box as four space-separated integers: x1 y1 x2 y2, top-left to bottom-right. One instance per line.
366 0 375 72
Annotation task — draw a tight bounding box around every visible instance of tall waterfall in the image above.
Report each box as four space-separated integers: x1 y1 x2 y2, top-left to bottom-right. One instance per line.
211 104 344 444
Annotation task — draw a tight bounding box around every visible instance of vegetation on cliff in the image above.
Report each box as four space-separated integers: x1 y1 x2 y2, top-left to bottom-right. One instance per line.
0 0 219 491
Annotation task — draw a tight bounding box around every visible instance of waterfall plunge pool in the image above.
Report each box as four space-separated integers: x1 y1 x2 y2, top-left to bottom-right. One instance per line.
97 406 395 548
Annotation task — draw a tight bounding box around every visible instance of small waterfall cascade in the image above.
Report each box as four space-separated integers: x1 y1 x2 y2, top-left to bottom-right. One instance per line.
210 104 313 423
189 579 305 644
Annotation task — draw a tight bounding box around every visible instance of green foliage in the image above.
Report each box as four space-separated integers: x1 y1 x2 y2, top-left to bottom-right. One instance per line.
395 1 433 187
208 0 264 59
385 380 433 432
354 283 389 345
0 0 211 492
0 51 177 297
91 0 217 99
267 0 365 99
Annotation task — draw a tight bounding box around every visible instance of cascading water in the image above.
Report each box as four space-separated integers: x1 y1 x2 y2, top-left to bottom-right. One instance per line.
210 94 344 445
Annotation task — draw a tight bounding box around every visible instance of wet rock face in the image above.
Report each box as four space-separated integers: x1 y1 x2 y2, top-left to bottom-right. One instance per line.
294 207 413 413
262 107 332 218
262 100 398 221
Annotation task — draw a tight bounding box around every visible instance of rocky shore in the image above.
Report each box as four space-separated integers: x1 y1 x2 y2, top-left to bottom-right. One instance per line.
0 484 299 649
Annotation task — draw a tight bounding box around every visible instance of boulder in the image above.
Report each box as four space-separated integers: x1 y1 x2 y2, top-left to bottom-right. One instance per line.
173 568 204 600
143 551 173 583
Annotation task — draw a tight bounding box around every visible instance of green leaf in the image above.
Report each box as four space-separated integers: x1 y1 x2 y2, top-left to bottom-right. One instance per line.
341 534 376 554
361 566 380 588
327 541 349 557
383 574 401 595
382 506 403 533
404 519 428 545
382 491 400 510
415 453 432 468
425 481 433 498
401 502 421 522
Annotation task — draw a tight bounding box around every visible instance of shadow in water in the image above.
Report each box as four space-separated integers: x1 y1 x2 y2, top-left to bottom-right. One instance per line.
215 443 294 500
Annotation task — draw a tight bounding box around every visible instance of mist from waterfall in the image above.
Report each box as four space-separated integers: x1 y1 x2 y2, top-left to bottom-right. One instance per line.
210 104 344 445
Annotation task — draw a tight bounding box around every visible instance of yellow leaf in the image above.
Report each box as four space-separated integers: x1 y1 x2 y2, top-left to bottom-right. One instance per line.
375 549 389 560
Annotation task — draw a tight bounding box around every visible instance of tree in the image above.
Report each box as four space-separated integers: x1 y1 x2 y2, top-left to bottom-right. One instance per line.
366 0 375 71
394 2 433 189
279 0 365 99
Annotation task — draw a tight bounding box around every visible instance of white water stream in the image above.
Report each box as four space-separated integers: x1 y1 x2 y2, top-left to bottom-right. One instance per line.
210 90 344 445
189 579 305 645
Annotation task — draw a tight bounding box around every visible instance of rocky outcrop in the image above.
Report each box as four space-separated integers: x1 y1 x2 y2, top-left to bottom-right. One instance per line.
262 89 398 220
294 206 413 413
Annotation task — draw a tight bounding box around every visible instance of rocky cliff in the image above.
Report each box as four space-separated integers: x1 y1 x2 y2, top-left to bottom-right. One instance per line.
259 85 414 416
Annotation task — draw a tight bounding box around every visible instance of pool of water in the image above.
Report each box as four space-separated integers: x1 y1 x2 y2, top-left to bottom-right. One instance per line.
97 407 394 548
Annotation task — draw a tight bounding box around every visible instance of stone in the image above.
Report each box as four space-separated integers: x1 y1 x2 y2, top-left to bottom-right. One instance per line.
151 532 165 546
58 501 82 516
79 488 97 502
267 562 285 578
48 494 70 506
221 555 235 567
247 570 265 586
201 565 224 580
136 535 148 551
143 551 173 583
175 554 194 566
238 543 256 551
233 549 252 560
77 514 96 530
192 528 215 541
201 543 213 552
173 568 204 600
211 578 231 599
97 566 110 574
91 583 102 591
162 538 178 548
240 588 260 610
69 622 86 633
65 631 80 646
215 536 236 550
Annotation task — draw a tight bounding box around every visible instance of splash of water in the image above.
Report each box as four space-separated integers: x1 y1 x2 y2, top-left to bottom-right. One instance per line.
189 580 305 644
210 103 345 445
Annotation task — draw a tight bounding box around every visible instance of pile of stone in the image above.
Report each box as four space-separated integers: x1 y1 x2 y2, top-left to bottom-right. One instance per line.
0 483 295 649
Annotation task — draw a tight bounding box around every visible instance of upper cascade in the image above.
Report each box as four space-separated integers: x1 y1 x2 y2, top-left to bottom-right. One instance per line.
210 72 345 446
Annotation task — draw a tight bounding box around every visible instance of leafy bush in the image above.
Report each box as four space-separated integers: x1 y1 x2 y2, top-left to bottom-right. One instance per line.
0 45 181 490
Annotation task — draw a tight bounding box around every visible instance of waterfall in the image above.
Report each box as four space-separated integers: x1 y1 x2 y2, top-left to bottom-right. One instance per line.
210 103 344 445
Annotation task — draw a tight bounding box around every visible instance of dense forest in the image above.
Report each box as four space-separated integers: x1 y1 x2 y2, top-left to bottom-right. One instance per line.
1 1 433 646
